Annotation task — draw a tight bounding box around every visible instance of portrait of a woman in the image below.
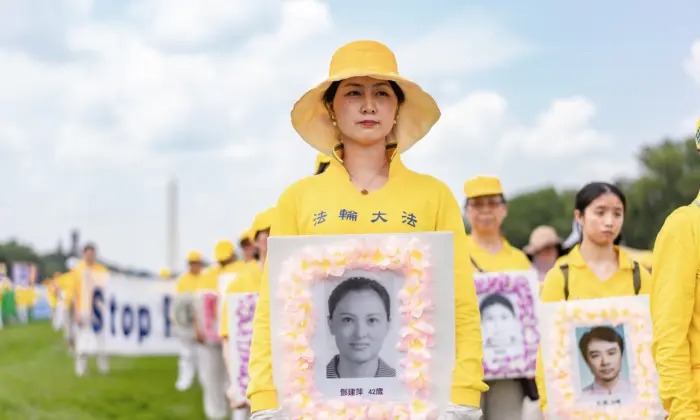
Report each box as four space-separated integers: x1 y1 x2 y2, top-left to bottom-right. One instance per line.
325 276 396 379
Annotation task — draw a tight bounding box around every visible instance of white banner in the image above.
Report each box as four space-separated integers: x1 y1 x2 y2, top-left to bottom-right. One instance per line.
77 275 180 356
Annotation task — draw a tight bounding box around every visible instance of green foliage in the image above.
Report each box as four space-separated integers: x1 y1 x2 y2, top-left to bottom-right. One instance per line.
0 322 206 420
502 137 699 251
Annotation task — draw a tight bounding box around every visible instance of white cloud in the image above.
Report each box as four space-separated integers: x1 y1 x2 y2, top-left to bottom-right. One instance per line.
684 39 700 85
405 93 616 199
129 0 275 46
3 1 628 273
499 96 611 160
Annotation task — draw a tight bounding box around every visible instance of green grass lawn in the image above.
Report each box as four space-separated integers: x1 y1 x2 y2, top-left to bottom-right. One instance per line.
0 321 208 420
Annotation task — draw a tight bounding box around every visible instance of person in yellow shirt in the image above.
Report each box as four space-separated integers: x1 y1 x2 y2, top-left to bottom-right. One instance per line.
239 229 258 266
247 40 487 420
650 116 700 418
536 182 650 413
192 241 237 420
220 211 268 413
463 175 538 420
174 251 203 391
72 243 110 377
57 257 79 351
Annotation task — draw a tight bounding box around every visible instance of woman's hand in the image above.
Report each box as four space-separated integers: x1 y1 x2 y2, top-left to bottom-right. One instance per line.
226 384 249 409
437 404 483 420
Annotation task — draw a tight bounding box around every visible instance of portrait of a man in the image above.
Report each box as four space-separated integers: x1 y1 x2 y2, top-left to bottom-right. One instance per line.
578 326 632 396
325 276 397 379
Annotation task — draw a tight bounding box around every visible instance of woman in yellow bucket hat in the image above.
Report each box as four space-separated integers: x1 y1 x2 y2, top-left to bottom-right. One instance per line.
248 40 487 419
650 115 700 417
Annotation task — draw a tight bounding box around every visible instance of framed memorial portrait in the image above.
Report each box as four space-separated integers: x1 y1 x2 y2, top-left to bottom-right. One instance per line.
268 233 456 419
171 293 197 340
539 295 664 419
195 291 221 345
226 292 258 404
474 270 539 380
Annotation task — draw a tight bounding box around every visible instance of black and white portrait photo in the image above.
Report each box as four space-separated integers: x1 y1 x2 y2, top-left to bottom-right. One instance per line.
575 325 633 398
478 292 525 362
325 276 396 379
311 270 406 400
267 233 459 409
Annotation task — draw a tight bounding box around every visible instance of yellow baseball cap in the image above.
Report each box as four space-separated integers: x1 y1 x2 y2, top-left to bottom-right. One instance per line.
214 240 234 262
187 250 203 263
464 176 504 199
159 268 171 279
252 207 276 238
239 228 254 245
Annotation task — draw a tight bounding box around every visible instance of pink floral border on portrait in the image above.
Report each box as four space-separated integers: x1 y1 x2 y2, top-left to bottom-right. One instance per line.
234 293 258 399
474 272 540 379
545 300 662 419
275 236 439 420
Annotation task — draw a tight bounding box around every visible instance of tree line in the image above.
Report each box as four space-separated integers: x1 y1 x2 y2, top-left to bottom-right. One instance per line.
502 136 699 249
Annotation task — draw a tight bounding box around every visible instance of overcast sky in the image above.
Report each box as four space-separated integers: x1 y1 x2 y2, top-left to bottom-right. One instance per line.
2 0 699 272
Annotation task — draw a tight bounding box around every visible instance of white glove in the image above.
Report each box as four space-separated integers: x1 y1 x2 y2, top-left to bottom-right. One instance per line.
437 403 483 420
249 409 289 420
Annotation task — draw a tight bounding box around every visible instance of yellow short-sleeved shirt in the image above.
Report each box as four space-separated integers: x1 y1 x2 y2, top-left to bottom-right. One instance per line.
247 156 488 411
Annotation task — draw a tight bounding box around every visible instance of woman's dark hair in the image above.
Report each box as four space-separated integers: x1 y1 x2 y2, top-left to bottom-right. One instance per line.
578 326 625 358
479 293 515 316
328 277 391 321
316 161 330 175
322 80 406 107
575 182 626 214
254 228 270 241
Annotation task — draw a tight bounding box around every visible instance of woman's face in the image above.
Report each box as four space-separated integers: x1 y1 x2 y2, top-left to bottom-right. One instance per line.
255 230 269 255
533 245 559 271
331 76 398 146
465 195 507 236
575 193 624 247
481 301 518 347
328 289 390 364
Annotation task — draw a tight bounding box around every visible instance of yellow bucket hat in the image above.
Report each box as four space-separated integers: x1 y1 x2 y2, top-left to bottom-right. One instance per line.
252 207 276 238
291 40 440 156
464 176 504 199
214 240 234 262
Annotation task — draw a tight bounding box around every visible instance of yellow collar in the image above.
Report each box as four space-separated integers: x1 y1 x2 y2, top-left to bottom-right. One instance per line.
567 245 633 270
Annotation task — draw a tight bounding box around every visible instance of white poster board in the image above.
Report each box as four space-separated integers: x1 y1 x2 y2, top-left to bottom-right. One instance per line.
474 270 540 380
226 292 258 405
171 293 196 340
194 291 221 345
268 232 456 418
539 295 665 419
